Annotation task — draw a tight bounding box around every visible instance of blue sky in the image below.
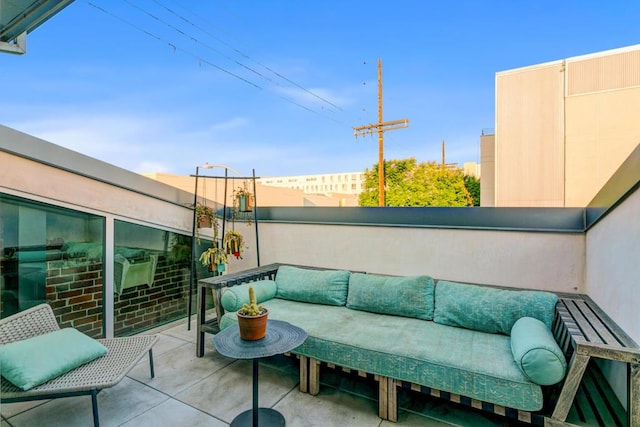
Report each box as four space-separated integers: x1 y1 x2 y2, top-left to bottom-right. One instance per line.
2 1 639 177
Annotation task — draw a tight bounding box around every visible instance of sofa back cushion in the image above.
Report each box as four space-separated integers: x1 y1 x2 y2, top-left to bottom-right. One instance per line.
346 273 435 320
221 280 278 312
275 266 350 306
510 317 567 385
433 281 558 335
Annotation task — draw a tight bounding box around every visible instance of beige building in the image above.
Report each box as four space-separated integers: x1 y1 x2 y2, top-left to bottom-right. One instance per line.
483 44 640 207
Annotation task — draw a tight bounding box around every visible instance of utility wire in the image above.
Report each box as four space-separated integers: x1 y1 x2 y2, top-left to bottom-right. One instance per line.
85 1 346 123
123 0 270 85
155 0 343 112
86 1 261 89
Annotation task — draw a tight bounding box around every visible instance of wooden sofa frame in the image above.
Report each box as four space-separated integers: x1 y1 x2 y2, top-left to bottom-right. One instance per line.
197 263 640 427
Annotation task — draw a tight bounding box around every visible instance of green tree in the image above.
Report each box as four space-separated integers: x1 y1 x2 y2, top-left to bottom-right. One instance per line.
359 157 473 207
464 175 481 206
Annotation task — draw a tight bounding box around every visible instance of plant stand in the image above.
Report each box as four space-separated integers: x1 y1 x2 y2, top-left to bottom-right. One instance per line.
187 166 260 330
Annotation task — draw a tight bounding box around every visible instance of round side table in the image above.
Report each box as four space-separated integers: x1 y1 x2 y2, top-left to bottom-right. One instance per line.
213 319 307 427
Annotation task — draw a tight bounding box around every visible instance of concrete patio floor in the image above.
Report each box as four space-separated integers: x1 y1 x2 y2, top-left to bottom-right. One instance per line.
1 316 522 427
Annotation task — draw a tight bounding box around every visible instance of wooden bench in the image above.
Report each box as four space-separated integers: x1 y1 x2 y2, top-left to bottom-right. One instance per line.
198 264 639 426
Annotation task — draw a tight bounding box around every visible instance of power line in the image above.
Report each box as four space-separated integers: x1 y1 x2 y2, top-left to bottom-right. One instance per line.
153 0 343 112
86 1 348 122
85 1 262 89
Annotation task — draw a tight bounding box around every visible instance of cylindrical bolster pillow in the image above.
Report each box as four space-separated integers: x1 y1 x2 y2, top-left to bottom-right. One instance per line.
510 317 567 385
220 280 277 312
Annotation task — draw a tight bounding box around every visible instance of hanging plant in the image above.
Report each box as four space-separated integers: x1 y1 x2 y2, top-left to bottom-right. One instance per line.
199 246 227 273
234 182 253 212
194 203 219 244
224 230 246 259
232 182 254 225
196 204 217 228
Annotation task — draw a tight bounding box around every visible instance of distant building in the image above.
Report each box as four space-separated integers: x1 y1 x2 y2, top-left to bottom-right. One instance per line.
143 172 359 207
258 172 366 196
483 44 640 207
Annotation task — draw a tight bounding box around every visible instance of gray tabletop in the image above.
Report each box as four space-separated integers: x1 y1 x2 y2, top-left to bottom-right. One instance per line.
213 319 307 359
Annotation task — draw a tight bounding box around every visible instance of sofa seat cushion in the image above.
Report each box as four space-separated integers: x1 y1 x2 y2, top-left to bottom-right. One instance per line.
220 298 544 411
434 281 558 335
275 266 350 306
347 273 435 320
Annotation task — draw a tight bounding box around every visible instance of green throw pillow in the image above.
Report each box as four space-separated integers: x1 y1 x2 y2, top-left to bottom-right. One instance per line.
0 328 108 391
220 280 278 312
433 281 558 335
275 266 350 306
346 273 435 320
511 317 567 385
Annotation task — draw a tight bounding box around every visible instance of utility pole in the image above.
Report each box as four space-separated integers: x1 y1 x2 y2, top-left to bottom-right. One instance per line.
354 59 409 206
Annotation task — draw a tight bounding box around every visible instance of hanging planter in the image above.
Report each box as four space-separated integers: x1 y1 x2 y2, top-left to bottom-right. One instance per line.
224 230 246 259
238 193 253 212
233 182 255 218
195 204 216 228
199 246 227 273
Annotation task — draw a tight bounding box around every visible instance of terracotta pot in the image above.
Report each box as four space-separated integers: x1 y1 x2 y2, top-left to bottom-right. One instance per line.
198 216 212 228
237 308 269 340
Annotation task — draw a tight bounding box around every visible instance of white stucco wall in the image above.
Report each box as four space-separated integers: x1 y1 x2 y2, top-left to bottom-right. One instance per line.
0 152 192 232
585 187 640 408
257 223 585 292
586 188 640 343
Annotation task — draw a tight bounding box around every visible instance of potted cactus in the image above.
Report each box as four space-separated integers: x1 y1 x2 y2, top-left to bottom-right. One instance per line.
236 286 269 340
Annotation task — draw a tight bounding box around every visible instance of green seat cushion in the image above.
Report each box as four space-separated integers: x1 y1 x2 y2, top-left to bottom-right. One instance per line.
221 280 278 312
275 266 350 306
0 328 108 391
433 281 558 335
346 273 435 320
511 317 567 385
220 298 545 411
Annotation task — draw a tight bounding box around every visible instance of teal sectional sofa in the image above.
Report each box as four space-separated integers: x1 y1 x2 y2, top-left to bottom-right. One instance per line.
217 265 568 423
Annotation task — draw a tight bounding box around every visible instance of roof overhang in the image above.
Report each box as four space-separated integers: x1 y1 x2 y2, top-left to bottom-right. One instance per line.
0 0 75 54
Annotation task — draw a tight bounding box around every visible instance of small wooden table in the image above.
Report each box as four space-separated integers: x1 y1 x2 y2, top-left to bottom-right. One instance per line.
213 319 307 427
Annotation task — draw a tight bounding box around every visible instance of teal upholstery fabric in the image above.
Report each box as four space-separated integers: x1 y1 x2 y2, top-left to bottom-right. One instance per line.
275 266 350 306
346 273 435 320
220 298 545 411
511 317 567 385
433 281 558 335
0 328 108 390
220 280 278 312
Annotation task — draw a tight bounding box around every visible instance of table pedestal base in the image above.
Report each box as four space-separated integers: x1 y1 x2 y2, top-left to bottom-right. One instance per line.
230 408 285 427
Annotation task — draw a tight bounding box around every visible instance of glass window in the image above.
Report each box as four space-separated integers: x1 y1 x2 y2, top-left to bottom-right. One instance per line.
1 193 105 337
113 220 207 336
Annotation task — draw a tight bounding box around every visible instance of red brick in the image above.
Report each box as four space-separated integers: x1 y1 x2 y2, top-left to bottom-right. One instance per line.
69 295 93 305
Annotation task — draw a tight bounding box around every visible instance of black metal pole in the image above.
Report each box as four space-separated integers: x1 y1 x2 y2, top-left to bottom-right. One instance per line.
187 166 199 330
252 168 260 267
253 358 259 427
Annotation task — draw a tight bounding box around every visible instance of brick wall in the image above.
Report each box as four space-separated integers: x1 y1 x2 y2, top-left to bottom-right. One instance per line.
114 255 190 336
46 259 104 338
44 255 208 338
